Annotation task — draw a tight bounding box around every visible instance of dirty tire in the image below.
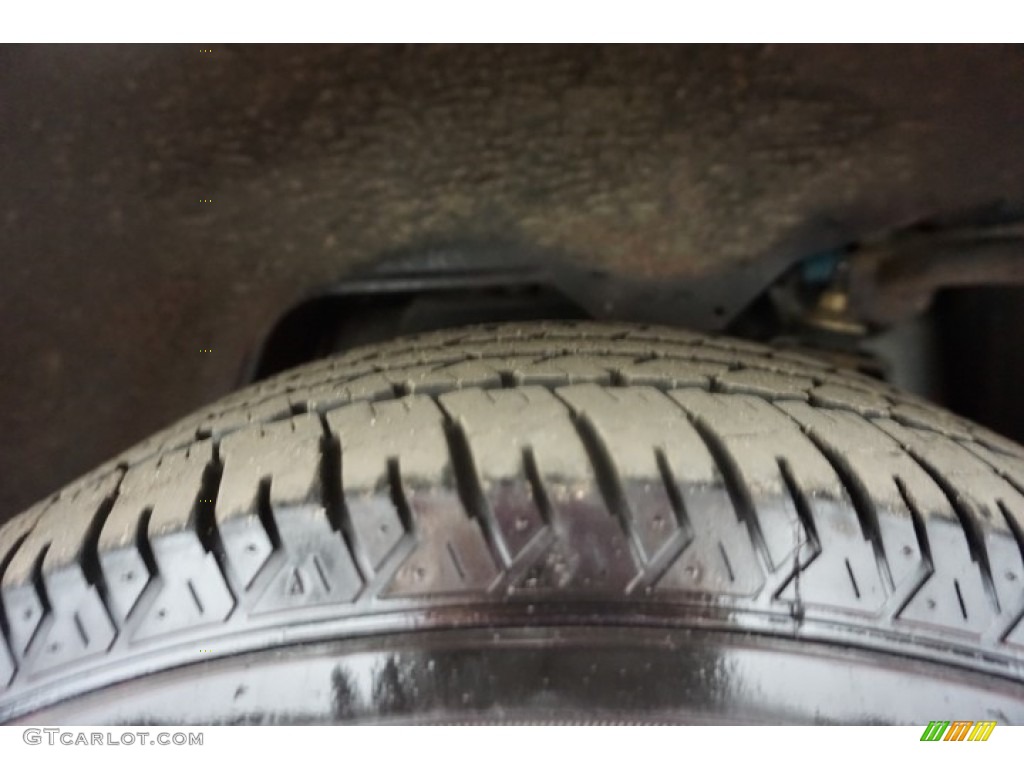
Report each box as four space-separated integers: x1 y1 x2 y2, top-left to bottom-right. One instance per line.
3 321 1024 723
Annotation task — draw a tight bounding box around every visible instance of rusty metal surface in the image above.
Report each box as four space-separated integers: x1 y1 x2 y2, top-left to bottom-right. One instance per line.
2 44 1024 521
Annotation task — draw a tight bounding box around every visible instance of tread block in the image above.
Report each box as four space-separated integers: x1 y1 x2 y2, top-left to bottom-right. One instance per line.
217 415 328 591
401 360 504 394
877 420 1023 627
457 340 582 359
328 397 498 595
784 405 996 632
212 415 362 616
256 552 348 611
624 327 709 345
2 473 122 668
512 357 636 387
713 369 814 401
93 442 236 641
3 472 122 588
1 582 44 662
967 426 1024 460
0 506 49 577
291 382 354 413
249 507 362 614
440 387 638 592
658 486 765 596
615 358 727 388
386 488 499 596
673 391 886 614
799 410 990 633
962 443 1024 647
6 322 1024 705
194 397 295 442
133 532 234 641
555 339 667 358
556 386 685 564
0 506 49 663
558 385 763 596
890 403 973 441
366 349 467 370
766 348 834 370
894 518 995 636
669 391 806 572
778 403 924 591
962 441 1024 535
808 385 890 416
339 373 402 401
26 569 116 674
461 322 633 344
99 548 149 626
99 442 213 621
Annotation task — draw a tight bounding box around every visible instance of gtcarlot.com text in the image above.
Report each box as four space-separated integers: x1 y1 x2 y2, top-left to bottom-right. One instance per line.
23 729 203 746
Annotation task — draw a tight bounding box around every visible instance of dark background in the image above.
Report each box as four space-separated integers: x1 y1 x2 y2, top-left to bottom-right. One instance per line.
2 44 1024 524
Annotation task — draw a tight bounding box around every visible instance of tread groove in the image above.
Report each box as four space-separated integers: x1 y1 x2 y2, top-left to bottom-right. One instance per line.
980 465 1024 500
23 544 53 657
684 415 772 573
997 500 1024 567
0 530 32 651
446 541 467 583
895 445 1000 613
891 476 936 617
74 338 929 478
442 416 508 568
317 431 344 536
521 448 553 528
654 448 693 545
794 424 894 592
186 580 204 615
777 458 821 554
194 448 226 557
996 500 1024 642
5 322 1024 716
79 472 126 598
317 421 366 582
72 612 89 647
565 408 643 568
845 558 861 599
718 542 736 583
255 478 283 553
895 477 933 567
954 579 968 620
776 458 821 616
386 459 414 537
134 508 157 582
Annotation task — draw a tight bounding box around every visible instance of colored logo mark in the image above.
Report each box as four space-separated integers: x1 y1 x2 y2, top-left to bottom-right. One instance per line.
920 720 996 741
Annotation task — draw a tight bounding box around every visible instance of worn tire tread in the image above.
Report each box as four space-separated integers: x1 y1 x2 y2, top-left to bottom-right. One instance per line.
2 321 1024 719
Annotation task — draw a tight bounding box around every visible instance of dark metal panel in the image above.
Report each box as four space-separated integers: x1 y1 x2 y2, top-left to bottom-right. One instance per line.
2 44 1024 521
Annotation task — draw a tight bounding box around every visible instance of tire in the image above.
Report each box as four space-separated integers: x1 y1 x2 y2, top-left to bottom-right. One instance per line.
3 321 1024 724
